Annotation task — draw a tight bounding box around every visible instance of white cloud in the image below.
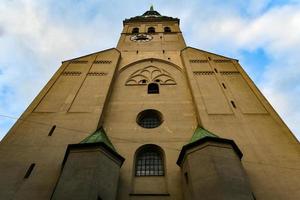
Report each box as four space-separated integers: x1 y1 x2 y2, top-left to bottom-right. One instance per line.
0 0 119 139
184 3 300 139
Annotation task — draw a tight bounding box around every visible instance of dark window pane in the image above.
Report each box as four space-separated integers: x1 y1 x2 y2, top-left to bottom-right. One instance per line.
135 149 164 176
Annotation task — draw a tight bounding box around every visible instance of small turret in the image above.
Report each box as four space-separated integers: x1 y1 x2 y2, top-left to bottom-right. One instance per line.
177 127 254 200
51 128 124 200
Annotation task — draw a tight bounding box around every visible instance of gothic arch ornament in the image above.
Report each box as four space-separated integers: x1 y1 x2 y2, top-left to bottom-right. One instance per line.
125 66 176 86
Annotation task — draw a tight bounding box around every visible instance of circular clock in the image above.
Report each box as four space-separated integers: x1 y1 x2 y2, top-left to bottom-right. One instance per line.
130 34 153 42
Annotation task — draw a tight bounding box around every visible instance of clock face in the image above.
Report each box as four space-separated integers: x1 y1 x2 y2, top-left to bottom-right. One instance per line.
130 34 153 42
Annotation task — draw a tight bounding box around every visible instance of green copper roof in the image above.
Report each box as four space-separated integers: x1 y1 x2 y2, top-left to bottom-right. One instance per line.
124 7 179 24
189 127 219 144
80 128 116 151
150 5 154 11
142 5 162 17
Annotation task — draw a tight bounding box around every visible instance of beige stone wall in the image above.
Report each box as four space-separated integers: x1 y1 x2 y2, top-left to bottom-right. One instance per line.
180 141 253 200
117 22 186 52
103 57 197 199
182 47 300 200
0 49 121 199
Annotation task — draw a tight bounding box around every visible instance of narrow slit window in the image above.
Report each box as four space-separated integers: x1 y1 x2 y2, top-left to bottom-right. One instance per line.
148 83 159 94
24 163 35 179
231 100 236 108
222 83 226 89
184 172 189 183
214 68 218 73
48 125 56 136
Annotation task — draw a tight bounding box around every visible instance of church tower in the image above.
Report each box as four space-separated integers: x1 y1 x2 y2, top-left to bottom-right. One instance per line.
0 6 299 200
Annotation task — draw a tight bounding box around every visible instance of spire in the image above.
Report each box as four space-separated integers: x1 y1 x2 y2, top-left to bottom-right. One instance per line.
123 6 179 24
150 5 154 11
141 5 161 17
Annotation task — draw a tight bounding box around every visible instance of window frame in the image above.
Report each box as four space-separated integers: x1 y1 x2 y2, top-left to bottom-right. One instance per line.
132 27 139 34
134 145 165 177
164 27 171 33
148 83 159 94
147 27 155 33
136 109 163 129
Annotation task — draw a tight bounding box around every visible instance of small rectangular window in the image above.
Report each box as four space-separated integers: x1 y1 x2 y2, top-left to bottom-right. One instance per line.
148 83 159 94
24 163 35 179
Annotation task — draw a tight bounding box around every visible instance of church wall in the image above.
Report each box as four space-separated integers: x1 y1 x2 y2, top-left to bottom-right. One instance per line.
102 58 198 199
117 22 186 52
0 49 121 199
181 47 300 199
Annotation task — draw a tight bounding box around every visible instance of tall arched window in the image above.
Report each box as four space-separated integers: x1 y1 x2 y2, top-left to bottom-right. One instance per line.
135 145 164 176
148 27 155 33
148 83 159 94
132 27 139 34
164 27 171 33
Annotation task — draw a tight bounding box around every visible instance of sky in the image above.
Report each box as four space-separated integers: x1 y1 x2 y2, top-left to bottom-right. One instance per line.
0 0 299 141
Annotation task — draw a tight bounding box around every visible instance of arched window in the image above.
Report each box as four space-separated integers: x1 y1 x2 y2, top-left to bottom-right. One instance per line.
164 27 171 33
135 145 164 176
148 27 155 33
148 83 159 94
132 27 139 34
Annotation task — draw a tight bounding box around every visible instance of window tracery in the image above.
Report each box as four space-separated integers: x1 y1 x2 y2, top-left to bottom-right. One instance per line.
125 66 176 86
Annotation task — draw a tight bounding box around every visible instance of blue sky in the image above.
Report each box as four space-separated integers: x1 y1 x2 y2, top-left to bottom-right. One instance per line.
0 0 299 140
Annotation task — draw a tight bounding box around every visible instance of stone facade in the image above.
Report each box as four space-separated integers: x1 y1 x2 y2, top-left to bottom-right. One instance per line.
0 7 299 200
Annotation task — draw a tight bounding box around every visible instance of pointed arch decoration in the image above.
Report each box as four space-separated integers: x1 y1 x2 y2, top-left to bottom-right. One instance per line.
125 66 176 86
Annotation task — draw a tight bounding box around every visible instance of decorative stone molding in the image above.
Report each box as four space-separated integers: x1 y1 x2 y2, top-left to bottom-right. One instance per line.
69 60 88 64
125 66 176 85
61 71 82 76
87 72 108 76
213 59 232 63
93 60 112 64
189 59 208 63
220 71 240 75
193 71 214 75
